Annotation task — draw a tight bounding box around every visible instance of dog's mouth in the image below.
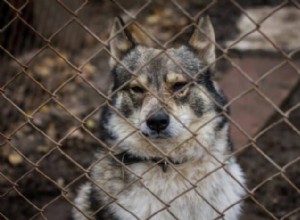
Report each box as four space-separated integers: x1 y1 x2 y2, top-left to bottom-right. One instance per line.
141 130 173 139
142 130 173 139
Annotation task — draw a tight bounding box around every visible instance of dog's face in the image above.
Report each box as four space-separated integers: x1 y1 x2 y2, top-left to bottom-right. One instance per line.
101 17 229 160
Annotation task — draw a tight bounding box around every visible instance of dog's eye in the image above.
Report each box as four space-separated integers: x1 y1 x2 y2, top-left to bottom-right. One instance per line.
172 82 188 92
131 86 145 94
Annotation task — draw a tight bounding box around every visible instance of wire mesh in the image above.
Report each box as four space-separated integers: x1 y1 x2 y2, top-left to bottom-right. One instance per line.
0 0 300 219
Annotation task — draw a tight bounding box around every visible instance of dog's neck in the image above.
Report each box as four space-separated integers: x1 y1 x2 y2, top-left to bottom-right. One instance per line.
114 151 184 172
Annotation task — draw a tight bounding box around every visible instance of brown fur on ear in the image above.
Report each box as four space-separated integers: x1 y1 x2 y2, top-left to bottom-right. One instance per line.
109 17 136 68
188 16 215 67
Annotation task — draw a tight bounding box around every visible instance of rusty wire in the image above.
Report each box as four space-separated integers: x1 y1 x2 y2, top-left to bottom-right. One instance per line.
1 0 300 219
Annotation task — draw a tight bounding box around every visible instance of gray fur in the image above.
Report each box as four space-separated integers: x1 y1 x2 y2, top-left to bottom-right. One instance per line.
73 16 245 220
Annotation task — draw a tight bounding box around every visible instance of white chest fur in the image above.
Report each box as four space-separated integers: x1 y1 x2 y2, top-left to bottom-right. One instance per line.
110 160 245 220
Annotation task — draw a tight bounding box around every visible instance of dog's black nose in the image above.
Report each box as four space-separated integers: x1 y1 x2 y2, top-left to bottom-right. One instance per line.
146 110 170 132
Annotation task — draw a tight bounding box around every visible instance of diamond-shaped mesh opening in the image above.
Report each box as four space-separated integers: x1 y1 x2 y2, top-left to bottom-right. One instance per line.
0 169 63 219
23 48 79 92
288 105 300 131
0 142 35 183
54 75 106 121
228 87 282 147
7 125 54 162
0 1 43 56
80 48 111 89
36 147 89 189
285 158 300 195
257 61 300 107
2 69 51 116
10 101 80 146
30 0 85 37
239 144 278 189
251 174 300 219
58 127 103 168
17 169 62 202
0 94 27 134
33 196 74 220
256 120 300 166
50 20 92 52
0 188 40 220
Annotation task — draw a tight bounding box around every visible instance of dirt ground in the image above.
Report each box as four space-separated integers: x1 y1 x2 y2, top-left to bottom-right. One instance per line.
240 83 300 220
1 0 299 219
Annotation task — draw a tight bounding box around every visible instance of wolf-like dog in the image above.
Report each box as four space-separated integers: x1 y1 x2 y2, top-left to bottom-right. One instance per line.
73 16 245 220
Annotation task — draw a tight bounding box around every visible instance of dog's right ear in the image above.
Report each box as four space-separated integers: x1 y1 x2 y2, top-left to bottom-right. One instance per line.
109 17 136 68
188 16 215 67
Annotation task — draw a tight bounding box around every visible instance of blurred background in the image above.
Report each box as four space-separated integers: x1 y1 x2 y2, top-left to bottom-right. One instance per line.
0 0 300 219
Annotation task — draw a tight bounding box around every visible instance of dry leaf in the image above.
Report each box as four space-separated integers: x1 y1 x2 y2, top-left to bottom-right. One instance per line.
47 123 56 140
40 105 50 113
8 152 23 165
57 178 64 187
34 65 50 77
146 15 160 25
82 63 96 76
1 144 10 157
68 127 84 139
37 145 50 153
56 52 69 65
86 119 96 129
42 57 55 67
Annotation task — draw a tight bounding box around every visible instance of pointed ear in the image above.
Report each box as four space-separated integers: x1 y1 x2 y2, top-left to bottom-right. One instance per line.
109 17 136 68
188 16 215 67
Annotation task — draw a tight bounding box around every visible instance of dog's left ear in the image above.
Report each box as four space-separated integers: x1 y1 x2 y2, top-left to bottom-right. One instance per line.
109 17 136 68
188 16 215 67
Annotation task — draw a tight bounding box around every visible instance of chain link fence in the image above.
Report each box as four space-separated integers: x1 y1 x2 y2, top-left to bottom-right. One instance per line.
0 0 300 219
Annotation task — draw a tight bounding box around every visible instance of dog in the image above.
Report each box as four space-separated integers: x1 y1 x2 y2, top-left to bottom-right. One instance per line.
73 16 245 220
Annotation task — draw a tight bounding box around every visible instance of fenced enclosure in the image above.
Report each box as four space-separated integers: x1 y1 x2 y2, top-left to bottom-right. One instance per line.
0 0 300 219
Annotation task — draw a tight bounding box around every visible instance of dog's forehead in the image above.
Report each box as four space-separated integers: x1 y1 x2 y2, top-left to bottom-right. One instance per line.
115 46 204 88
166 47 203 74
129 46 203 76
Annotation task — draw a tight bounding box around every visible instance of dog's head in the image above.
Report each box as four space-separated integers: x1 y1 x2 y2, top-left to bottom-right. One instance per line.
101 17 230 160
